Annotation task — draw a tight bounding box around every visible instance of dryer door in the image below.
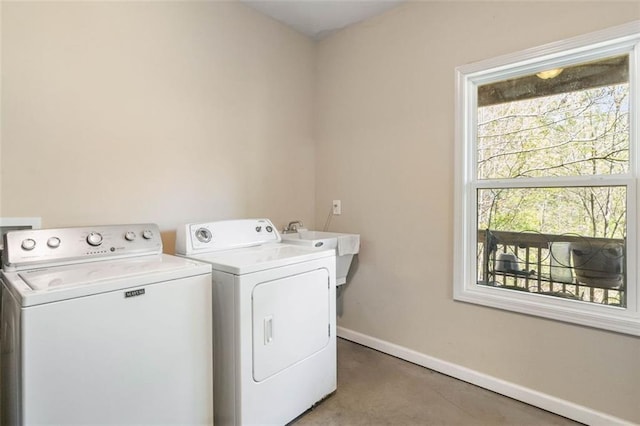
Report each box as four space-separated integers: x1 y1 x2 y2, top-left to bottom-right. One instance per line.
252 268 330 382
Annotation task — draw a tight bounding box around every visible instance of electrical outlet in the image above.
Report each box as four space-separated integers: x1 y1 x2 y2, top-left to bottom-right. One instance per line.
332 200 341 215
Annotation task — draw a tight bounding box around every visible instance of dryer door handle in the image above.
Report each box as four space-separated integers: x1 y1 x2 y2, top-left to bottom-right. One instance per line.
264 315 274 345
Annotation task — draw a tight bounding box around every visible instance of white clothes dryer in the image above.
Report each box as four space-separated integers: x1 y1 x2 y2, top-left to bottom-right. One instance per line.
1 224 213 425
175 218 336 426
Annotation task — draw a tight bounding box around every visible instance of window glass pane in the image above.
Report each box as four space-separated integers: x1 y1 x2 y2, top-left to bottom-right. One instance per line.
476 186 626 307
477 55 629 179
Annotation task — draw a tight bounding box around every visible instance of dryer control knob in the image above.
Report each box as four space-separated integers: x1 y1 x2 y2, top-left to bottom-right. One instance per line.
142 230 153 240
124 231 136 241
86 232 103 247
21 238 36 251
47 237 61 248
195 228 212 243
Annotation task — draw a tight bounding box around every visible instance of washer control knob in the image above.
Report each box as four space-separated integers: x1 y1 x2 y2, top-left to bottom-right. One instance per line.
86 232 103 247
124 231 136 241
47 237 61 248
195 228 212 243
142 230 153 240
266 226 273 233
255 226 262 232
21 238 36 251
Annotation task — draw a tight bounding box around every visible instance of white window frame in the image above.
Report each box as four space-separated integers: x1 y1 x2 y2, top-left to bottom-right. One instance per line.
454 21 640 336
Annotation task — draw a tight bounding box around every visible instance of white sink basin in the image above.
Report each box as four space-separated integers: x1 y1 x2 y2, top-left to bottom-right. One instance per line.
281 231 359 285
281 231 342 248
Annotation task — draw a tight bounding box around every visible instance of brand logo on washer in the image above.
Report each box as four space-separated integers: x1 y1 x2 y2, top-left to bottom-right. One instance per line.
125 289 145 298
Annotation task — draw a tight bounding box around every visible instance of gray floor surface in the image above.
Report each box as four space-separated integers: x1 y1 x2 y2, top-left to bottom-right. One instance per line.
293 338 580 426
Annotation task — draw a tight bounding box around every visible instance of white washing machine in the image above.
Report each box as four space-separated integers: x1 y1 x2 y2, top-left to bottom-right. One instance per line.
175 218 336 426
0 224 213 425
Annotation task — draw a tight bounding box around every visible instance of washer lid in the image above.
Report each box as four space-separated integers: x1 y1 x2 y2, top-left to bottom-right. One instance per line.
189 243 334 275
3 254 211 306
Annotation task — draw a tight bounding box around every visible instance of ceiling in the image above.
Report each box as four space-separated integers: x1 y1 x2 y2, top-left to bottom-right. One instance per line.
240 0 405 40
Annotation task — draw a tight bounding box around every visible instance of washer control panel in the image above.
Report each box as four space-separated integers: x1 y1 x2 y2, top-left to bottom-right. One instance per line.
175 218 281 255
2 223 162 270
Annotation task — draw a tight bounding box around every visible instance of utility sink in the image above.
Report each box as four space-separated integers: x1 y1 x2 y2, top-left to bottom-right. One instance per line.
281 230 360 285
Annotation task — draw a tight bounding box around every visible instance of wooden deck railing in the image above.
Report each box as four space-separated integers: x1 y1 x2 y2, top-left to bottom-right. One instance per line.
477 229 625 307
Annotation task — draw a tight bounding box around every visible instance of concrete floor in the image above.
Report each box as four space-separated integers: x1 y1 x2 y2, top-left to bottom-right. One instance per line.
293 338 580 426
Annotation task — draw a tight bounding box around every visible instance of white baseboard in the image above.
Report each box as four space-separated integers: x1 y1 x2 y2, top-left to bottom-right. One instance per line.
337 326 634 426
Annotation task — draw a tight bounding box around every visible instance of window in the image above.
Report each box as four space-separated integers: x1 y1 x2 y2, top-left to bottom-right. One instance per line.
454 21 640 335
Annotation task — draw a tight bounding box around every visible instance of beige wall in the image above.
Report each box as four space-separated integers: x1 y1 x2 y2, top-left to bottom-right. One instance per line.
315 2 640 423
1 1 315 250
0 2 3 216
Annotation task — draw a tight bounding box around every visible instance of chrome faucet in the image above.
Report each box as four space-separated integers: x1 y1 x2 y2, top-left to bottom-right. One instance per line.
283 220 304 234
